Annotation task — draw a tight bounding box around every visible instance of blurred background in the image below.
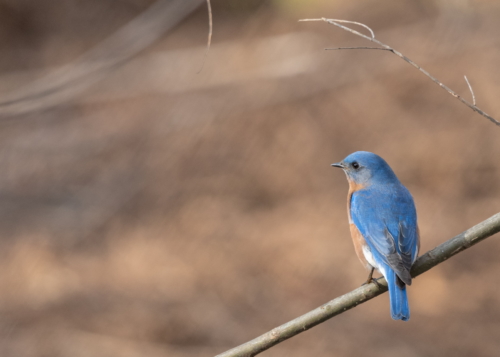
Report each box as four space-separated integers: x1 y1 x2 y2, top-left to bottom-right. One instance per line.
0 0 499 356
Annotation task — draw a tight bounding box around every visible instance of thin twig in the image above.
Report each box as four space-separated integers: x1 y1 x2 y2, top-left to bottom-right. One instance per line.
215 212 500 357
299 18 377 40
299 17 500 127
197 0 213 73
325 47 392 51
318 19 376 39
464 75 476 106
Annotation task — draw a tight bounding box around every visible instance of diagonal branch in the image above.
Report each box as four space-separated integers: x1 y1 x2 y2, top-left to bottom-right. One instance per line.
0 0 205 117
215 212 500 357
299 18 500 127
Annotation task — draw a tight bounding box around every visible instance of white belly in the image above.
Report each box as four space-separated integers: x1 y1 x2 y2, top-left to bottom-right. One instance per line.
362 244 379 270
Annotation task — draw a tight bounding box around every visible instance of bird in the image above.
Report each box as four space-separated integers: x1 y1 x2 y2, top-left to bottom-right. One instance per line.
332 151 419 321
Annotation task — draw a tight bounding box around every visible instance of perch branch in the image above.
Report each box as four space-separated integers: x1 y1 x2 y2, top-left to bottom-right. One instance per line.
299 18 500 127
215 212 500 357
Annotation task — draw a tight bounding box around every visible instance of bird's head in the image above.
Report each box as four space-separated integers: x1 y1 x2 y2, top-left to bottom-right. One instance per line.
332 151 399 187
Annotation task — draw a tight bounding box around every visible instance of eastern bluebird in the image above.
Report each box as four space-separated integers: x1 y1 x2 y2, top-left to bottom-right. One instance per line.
332 151 420 321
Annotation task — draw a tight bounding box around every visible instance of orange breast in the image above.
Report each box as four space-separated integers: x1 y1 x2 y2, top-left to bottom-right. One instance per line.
349 223 372 270
346 178 372 270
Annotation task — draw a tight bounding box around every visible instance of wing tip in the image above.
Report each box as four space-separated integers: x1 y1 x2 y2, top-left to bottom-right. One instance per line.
396 272 412 287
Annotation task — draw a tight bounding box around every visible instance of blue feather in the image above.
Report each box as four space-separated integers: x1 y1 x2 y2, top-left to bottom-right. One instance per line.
386 268 410 321
337 151 419 321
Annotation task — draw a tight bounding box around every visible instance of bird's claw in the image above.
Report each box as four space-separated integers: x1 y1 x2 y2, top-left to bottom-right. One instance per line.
362 278 383 289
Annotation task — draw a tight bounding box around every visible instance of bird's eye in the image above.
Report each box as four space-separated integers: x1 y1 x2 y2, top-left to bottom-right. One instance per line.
352 162 360 169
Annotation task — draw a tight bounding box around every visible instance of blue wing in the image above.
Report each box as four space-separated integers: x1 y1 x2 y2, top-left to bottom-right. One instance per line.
350 184 419 285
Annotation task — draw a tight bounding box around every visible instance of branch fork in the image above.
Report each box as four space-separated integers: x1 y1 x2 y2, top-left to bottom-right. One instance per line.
299 18 499 127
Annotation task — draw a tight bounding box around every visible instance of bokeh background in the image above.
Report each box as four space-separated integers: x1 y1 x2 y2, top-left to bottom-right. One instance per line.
0 0 499 356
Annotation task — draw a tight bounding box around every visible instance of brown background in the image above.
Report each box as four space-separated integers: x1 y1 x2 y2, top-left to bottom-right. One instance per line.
0 0 499 356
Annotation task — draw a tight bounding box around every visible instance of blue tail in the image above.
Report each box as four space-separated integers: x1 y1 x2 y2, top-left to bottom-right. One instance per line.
386 270 410 321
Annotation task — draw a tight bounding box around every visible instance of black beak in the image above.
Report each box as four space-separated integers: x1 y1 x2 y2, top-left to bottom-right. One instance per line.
331 162 344 168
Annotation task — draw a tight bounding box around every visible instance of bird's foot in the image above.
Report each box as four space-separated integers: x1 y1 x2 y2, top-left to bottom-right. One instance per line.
362 277 383 289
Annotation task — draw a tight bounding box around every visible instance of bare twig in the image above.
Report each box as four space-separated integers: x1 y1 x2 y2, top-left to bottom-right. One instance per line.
324 19 376 39
464 75 476 106
215 212 500 357
299 17 500 127
325 47 391 51
197 0 213 73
